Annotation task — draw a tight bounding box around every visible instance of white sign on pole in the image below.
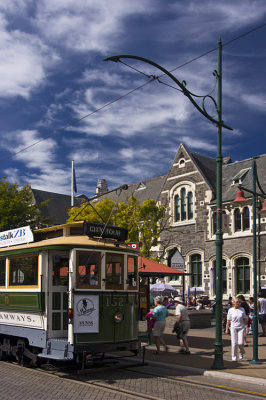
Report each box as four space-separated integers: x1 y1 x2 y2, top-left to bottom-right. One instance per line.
0 226 34 248
73 295 99 333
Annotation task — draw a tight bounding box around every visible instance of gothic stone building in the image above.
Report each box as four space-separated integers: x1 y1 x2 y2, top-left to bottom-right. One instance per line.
154 144 266 299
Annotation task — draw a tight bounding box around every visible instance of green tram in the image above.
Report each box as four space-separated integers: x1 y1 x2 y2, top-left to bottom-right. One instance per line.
0 222 140 366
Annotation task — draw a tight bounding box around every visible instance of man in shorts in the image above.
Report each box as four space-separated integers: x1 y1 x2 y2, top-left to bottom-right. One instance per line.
174 297 190 354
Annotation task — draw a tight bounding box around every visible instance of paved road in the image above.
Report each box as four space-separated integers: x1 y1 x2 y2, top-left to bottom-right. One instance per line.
1 360 265 400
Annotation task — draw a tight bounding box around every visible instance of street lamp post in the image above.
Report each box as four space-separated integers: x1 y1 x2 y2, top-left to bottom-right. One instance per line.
234 159 266 364
105 39 232 369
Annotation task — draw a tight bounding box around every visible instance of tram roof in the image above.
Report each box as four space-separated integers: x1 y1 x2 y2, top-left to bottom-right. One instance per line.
0 222 136 254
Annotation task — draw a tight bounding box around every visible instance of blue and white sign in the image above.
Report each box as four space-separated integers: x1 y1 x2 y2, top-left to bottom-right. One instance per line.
74 295 99 333
0 226 34 248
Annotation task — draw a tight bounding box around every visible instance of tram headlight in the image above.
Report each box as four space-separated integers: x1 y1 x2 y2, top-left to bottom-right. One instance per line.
68 308 74 322
113 311 123 323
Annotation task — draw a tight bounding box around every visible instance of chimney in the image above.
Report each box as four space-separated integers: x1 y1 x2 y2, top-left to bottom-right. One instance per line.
96 179 108 195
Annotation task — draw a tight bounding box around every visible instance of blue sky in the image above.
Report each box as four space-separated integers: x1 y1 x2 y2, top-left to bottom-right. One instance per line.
0 0 266 196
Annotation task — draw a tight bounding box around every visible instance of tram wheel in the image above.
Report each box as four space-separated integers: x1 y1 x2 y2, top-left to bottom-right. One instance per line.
16 339 36 368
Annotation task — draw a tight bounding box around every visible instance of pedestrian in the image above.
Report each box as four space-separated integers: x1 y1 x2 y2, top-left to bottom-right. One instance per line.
248 297 254 335
152 296 169 354
145 311 154 345
258 292 266 337
237 294 250 346
173 296 190 354
225 297 248 362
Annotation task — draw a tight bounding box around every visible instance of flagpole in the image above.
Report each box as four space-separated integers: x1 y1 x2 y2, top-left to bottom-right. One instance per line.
71 160 74 207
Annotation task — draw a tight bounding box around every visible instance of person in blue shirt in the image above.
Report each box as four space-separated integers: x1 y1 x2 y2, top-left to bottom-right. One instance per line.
152 296 169 354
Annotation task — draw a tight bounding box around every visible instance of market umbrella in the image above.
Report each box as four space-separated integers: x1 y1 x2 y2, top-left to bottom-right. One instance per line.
150 282 179 297
184 287 205 296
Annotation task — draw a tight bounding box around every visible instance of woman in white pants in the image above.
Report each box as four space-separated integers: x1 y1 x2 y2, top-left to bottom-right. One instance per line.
225 298 248 361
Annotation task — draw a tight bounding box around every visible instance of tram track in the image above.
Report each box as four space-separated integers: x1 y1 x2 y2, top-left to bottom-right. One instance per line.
38 359 266 399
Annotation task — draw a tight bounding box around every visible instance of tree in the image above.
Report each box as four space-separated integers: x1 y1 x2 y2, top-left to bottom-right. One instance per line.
0 178 48 231
67 195 169 258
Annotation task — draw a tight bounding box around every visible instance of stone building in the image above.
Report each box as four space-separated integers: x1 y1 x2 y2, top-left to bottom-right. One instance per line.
153 144 266 299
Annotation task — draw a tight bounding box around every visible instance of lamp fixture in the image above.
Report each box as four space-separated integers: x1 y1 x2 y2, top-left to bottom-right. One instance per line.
233 189 247 203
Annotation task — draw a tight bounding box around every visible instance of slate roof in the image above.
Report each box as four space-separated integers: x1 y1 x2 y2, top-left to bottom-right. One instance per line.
220 154 266 204
31 188 79 225
189 151 216 194
95 175 167 204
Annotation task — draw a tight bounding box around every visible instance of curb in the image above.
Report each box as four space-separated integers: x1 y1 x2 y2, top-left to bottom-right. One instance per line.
140 358 266 387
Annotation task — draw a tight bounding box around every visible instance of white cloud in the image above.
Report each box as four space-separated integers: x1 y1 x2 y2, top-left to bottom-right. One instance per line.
179 136 217 152
0 12 59 98
35 0 152 53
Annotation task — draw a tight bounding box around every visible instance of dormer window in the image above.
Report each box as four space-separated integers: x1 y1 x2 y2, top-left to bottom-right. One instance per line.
136 182 146 190
232 168 250 185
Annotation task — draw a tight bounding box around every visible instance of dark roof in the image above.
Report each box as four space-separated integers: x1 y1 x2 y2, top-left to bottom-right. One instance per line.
189 151 216 193
31 188 80 225
96 175 167 204
221 154 266 203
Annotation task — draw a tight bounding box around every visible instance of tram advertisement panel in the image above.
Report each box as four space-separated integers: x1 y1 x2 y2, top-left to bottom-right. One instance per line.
74 295 99 333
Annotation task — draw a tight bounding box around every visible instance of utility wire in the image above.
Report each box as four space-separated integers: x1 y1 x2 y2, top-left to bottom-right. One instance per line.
1 21 266 165
0 79 155 164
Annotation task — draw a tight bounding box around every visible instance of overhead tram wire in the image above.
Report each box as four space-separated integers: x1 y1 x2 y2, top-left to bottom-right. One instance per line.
1 21 266 165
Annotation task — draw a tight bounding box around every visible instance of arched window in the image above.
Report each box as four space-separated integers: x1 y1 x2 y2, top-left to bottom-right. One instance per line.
212 211 227 236
174 195 180 222
234 207 250 232
236 257 250 294
243 207 250 230
181 188 187 221
188 192 193 220
173 186 194 223
191 254 202 287
234 208 241 232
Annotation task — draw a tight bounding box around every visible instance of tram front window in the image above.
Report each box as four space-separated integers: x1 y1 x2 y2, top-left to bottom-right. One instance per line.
127 256 138 289
106 253 124 290
76 251 101 289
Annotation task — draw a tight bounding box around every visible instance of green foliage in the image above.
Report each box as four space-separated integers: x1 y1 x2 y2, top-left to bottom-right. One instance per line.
0 178 48 231
67 195 167 258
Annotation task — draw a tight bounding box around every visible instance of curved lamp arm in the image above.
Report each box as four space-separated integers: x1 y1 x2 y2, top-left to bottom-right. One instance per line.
104 54 233 131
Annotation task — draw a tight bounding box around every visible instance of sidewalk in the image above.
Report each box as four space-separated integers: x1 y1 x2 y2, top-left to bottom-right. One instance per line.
141 316 266 382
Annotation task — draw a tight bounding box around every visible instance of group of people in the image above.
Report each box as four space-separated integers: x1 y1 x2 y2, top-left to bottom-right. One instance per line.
225 292 266 361
146 296 190 355
147 291 266 361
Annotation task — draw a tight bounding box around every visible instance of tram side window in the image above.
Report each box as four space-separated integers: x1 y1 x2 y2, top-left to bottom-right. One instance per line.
52 256 69 286
9 255 38 286
127 256 138 289
0 258 5 286
106 253 124 290
76 251 101 288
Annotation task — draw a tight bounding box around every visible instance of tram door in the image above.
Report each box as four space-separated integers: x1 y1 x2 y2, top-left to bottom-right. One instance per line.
48 252 69 338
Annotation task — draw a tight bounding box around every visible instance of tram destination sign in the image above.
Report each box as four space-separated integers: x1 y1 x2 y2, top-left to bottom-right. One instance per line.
0 226 34 247
83 222 128 241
